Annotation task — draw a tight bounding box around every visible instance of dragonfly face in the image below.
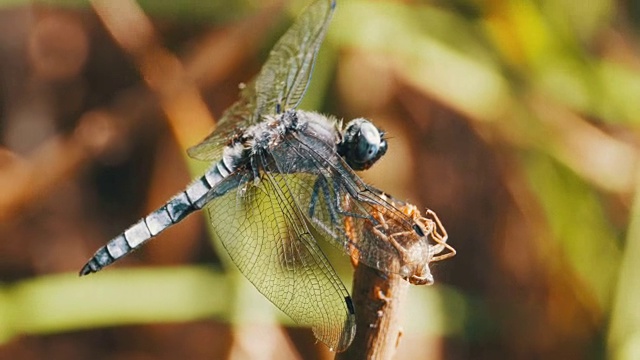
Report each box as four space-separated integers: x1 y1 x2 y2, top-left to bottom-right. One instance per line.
80 0 452 352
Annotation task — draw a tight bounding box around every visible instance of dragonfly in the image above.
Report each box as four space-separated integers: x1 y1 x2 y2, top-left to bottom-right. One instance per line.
80 0 452 352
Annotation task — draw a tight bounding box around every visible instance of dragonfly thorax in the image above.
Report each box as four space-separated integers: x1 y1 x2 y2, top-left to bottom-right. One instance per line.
242 110 339 157
241 113 293 149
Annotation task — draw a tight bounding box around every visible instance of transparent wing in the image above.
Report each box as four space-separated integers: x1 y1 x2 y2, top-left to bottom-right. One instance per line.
205 159 355 351
254 0 335 115
186 86 256 161
187 0 336 161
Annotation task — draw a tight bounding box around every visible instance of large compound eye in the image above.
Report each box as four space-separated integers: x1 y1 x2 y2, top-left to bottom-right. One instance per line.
356 122 383 161
337 118 388 171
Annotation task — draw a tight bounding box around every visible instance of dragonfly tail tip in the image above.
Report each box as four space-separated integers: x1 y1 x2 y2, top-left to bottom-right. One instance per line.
79 263 97 277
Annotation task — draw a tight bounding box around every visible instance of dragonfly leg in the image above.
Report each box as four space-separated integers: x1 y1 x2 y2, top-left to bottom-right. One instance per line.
309 176 339 225
309 176 375 237
307 177 348 243
330 178 377 223
307 177 369 269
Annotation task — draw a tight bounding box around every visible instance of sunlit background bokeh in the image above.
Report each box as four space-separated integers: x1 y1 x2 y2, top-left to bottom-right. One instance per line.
1 0 639 359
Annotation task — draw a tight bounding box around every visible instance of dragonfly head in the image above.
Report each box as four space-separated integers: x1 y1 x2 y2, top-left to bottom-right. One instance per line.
338 118 388 171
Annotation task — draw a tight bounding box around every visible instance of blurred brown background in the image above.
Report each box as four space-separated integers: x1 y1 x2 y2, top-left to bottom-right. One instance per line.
1 0 639 359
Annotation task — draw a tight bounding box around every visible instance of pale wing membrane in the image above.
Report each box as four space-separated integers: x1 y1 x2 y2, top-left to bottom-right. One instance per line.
187 0 335 161
276 133 420 277
187 86 256 161
254 0 336 115
205 161 355 351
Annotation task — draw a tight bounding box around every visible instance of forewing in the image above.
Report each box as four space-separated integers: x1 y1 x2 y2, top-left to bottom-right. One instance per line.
186 87 255 161
187 0 336 161
254 0 336 115
205 162 355 351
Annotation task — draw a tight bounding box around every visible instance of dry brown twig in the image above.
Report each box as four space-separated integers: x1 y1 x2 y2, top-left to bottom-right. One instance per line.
338 194 455 359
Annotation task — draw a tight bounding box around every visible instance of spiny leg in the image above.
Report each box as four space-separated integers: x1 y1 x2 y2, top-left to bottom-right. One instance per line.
330 177 377 223
308 176 345 240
